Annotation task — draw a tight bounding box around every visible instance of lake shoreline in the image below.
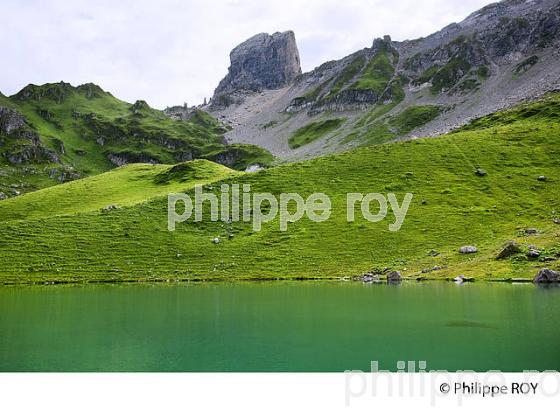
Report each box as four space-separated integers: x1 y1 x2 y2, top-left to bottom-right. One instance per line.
0 275 541 287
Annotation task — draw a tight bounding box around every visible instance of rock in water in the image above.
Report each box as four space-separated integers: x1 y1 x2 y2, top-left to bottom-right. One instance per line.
213 31 301 98
386 271 402 282
459 246 478 254
454 274 465 283
533 269 560 283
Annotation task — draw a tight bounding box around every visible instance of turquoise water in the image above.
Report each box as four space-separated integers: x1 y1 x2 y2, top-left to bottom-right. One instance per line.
0 281 559 371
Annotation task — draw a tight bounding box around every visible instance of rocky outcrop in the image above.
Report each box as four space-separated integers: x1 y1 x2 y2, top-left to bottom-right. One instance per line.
533 269 560 283
211 31 301 106
496 241 521 259
286 37 398 114
204 0 560 160
14 81 74 103
5 145 60 165
0 107 27 134
48 167 81 182
107 152 159 167
164 104 196 121
0 106 60 164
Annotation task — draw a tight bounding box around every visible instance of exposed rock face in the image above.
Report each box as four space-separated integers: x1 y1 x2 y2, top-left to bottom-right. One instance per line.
0 107 27 134
286 36 398 114
48 167 81 182
212 31 301 106
107 152 159 167
164 104 196 121
208 0 560 160
0 106 60 164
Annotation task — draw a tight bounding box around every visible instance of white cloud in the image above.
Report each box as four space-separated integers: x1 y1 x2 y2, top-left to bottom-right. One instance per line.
0 0 493 108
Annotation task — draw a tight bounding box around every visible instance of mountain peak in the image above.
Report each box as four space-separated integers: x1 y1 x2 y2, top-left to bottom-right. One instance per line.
212 31 301 102
14 81 107 103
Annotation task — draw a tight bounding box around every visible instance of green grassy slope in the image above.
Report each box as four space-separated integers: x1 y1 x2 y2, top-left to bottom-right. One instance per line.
289 118 346 149
0 82 271 196
0 94 559 284
0 160 236 222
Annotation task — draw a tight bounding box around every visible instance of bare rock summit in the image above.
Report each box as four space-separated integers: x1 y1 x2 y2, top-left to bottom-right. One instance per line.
212 31 301 105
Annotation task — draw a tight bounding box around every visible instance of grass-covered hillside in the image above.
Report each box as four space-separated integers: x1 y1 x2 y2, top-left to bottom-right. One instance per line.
0 82 272 198
0 160 236 222
0 94 559 284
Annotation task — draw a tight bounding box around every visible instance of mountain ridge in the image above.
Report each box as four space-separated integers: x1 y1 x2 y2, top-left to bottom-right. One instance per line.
205 0 560 160
0 81 272 198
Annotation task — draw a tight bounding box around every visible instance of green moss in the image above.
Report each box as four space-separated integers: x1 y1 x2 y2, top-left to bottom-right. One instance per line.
289 118 346 149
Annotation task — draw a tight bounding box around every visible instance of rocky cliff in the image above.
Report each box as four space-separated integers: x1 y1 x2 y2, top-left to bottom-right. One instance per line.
210 31 301 108
206 0 560 160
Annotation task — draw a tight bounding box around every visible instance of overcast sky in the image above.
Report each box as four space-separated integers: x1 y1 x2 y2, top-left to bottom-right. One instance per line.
1 0 494 108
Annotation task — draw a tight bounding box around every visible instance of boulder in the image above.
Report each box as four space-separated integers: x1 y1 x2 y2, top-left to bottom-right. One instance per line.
475 168 487 176
212 237 220 244
533 269 560 283
453 274 474 283
525 228 538 235
527 248 541 258
454 274 465 283
496 241 521 259
0 191 8 200
537 175 547 182
362 273 380 283
102 204 119 212
459 245 478 254
386 271 402 282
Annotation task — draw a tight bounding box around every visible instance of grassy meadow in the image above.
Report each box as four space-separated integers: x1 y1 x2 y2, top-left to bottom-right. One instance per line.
0 93 559 284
